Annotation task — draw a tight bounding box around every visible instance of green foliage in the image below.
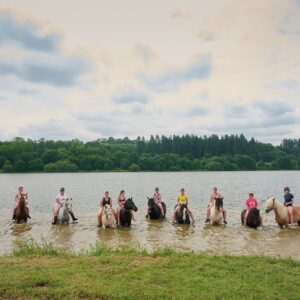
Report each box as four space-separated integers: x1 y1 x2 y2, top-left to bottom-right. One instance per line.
0 135 299 172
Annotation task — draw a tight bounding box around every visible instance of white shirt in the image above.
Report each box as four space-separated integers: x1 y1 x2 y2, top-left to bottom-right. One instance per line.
56 193 68 205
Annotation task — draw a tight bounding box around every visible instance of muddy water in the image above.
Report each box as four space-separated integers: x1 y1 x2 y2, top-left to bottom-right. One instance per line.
0 171 299 259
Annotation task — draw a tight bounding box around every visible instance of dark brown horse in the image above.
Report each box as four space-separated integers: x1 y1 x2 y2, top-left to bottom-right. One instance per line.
15 194 28 224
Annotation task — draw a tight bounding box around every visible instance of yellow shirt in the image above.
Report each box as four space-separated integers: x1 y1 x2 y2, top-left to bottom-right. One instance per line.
177 194 188 205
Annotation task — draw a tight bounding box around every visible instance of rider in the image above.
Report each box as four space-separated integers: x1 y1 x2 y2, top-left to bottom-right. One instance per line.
284 187 294 224
206 187 227 224
13 186 31 219
146 187 165 218
172 188 195 223
97 191 116 226
116 190 136 227
244 192 263 225
205 187 220 224
52 187 78 224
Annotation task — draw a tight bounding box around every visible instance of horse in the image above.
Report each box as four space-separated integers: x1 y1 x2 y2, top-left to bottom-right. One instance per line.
265 197 300 228
241 207 262 229
147 197 166 219
174 204 190 224
57 198 72 225
120 198 138 226
208 197 223 225
101 204 116 228
15 194 27 224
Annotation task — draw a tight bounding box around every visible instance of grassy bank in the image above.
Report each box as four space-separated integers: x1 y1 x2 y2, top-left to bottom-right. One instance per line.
0 241 299 300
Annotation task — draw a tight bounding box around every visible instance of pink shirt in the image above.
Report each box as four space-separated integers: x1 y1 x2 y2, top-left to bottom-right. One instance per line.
246 198 258 209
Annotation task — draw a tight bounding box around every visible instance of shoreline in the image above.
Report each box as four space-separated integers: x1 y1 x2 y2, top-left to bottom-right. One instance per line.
0 241 299 299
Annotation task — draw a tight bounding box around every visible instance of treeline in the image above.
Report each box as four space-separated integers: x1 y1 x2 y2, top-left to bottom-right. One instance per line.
0 135 300 172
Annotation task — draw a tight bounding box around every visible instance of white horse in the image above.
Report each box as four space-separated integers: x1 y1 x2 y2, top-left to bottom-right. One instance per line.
57 198 72 224
265 197 300 228
101 204 115 228
209 204 222 225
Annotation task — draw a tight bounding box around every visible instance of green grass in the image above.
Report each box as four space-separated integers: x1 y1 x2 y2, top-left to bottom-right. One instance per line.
0 241 299 300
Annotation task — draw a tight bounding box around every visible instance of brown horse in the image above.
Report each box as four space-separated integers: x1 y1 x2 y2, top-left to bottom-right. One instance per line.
15 194 28 224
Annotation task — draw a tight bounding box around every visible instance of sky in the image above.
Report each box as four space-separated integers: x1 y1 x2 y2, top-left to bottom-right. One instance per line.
0 0 299 144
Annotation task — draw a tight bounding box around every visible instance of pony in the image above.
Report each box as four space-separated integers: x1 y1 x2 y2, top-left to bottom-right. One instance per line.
209 197 223 225
241 207 262 229
15 194 27 224
57 198 72 225
120 198 138 226
174 204 190 224
147 197 166 219
101 204 116 228
265 197 300 228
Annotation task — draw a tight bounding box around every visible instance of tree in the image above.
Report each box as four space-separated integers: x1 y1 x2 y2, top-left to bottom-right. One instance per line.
44 160 78 172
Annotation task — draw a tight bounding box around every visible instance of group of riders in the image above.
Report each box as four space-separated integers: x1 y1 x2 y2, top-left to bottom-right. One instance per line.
12 185 296 226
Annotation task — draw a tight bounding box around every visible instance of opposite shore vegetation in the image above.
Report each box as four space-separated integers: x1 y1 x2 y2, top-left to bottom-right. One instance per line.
0 240 299 299
0 134 300 173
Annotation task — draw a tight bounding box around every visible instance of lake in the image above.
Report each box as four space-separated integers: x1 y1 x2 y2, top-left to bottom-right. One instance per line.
0 171 299 259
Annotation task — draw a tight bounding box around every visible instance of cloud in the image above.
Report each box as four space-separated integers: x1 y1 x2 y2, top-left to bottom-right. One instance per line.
253 100 293 117
184 106 210 117
0 57 90 86
195 31 215 42
0 11 91 87
111 88 149 104
138 55 212 92
223 103 248 118
0 11 59 52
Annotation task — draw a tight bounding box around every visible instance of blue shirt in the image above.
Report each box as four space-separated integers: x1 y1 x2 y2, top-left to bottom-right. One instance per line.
284 193 294 205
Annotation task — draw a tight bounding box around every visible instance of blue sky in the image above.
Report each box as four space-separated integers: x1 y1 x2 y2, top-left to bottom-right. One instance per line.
0 0 299 144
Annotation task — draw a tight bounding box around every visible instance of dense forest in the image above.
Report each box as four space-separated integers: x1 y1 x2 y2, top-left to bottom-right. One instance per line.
0 135 300 172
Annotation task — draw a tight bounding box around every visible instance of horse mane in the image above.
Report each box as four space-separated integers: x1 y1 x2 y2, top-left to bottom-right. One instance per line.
19 195 26 209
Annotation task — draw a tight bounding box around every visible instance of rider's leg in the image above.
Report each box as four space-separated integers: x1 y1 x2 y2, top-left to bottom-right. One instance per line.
98 207 103 225
25 206 31 218
145 206 150 218
158 202 165 217
172 204 179 222
117 206 121 226
68 209 78 221
187 207 195 223
131 210 136 221
206 204 211 223
244 210 249 225
287 206 293 224
52 204 60 224
222 207 227 224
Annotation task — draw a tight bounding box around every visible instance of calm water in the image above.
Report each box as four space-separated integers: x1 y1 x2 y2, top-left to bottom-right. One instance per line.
0 171 299 259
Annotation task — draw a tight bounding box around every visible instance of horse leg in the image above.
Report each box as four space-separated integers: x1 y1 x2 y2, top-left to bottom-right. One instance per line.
69 210 78 221
52 216 58 225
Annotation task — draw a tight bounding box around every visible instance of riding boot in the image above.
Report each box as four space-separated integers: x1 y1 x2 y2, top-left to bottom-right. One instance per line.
52 216 58 225
69 212 78 221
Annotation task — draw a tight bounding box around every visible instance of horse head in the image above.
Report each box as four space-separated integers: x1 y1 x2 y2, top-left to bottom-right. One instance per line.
148 197 155 207
265 197 276 213
103 204 112 215
124 198 138 212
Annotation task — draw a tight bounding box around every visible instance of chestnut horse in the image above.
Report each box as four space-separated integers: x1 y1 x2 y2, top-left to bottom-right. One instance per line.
15 194 28 224
265 197 300 228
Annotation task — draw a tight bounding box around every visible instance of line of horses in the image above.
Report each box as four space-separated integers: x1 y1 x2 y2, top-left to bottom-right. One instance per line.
13 195 300 230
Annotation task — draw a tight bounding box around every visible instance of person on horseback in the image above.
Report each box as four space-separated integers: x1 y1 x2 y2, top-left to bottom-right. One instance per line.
146 187 165 218
244 192 263 225
205 187 220 224
205 187 227 224
116 190 136 227
172 188 195 223
98 191 117 226
13 186 31 220
52 187 78 224
284 187 294 224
